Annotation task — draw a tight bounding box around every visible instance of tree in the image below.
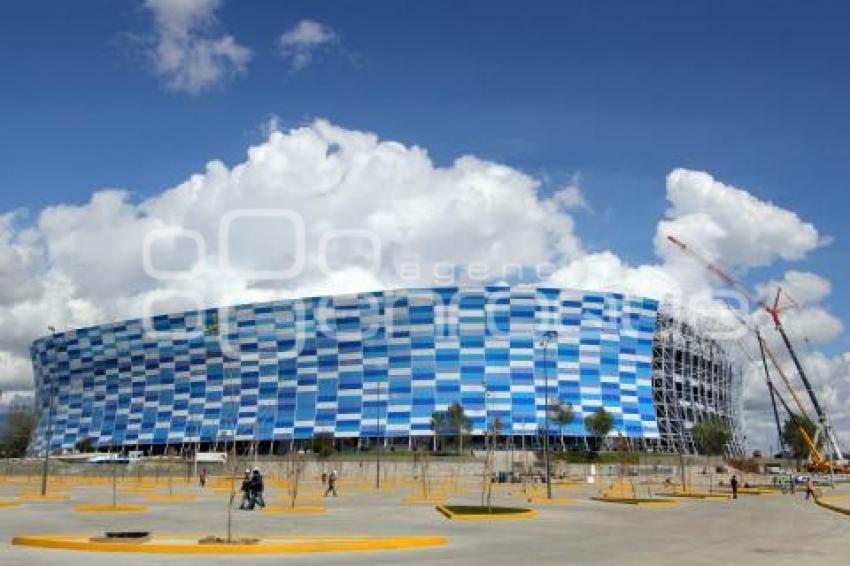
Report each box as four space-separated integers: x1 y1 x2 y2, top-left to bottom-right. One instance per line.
0 405 36 458
314 433 335 459
691 416 731 493
782 414 819 461
550 402 576 450
430 411 449 453
584 407 614 455
691 416 731 459
447 402 472 455
74 437 95 453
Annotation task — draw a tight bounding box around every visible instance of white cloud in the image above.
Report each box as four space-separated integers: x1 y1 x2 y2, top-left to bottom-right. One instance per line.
0 212 42 304
0 119 585 397
277 19 339 71
0 120 847 453
655 169 823 269
142 0 251 94
756 270 832 307
551 184 590 212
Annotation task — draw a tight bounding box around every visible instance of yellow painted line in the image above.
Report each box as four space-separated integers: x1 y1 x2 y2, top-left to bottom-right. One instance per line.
435 505 538 521
11 535 448 554
75 504 149 513
0 500 21 507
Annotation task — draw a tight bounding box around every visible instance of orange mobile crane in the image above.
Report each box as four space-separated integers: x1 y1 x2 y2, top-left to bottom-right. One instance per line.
667 235 848 471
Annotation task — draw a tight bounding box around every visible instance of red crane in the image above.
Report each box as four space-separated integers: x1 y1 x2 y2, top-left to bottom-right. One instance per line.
666 235 845 463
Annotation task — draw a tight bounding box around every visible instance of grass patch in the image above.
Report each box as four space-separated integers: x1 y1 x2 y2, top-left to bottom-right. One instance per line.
442 505 530 515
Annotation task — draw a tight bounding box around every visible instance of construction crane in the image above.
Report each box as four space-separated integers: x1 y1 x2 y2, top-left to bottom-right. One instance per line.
755 331 850 472
667 235 845 463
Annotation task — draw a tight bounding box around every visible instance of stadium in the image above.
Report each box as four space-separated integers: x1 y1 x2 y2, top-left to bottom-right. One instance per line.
27 286 742 456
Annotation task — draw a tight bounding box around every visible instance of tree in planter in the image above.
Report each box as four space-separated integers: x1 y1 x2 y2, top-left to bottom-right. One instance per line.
447 402 472 456
413 448 432 499
481 418 502 512
286 450 307 509
691 416 731 494
612 433 636 498
584 407 614 457
550 402 576 451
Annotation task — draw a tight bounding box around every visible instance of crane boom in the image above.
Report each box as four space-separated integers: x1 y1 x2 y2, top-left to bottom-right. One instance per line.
755 328 786 454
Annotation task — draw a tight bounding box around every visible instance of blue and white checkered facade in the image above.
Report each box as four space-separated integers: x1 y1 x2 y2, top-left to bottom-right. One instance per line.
29 287 660 453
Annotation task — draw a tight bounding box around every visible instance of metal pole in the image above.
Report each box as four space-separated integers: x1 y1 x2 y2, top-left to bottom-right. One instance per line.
541 331 555 500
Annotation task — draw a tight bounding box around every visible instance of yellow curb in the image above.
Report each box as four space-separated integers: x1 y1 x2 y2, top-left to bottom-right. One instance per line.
726 488 780 496
145 494 197 502
658 492 732 500
75 504 149 513
11 534 448 554
814 497 850 516
435 505 538 520
0 500 22 507
261 505 326 514
19 494 70 501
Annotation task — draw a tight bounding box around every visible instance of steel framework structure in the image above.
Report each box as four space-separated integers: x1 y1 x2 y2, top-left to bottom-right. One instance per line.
649 308 744 456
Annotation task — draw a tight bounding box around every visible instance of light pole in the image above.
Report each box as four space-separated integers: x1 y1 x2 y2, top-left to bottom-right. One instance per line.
41 325 58 496
540 330 557 500
376 379 382 489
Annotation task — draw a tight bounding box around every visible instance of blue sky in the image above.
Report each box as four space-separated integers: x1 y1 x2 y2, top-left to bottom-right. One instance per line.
1 0 848 345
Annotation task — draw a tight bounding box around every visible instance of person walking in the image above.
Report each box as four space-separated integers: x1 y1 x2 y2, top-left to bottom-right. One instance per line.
250 468 265 508
239 470 254 510
199 468 207 488
730 474 739 500
805 477 816 501
324 469 338 497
